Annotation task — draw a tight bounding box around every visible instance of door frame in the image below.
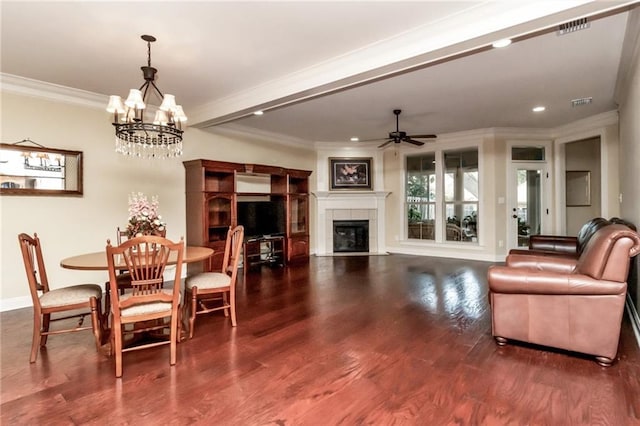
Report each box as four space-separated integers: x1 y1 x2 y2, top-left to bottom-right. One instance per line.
506 140 553 251
554 129 609 235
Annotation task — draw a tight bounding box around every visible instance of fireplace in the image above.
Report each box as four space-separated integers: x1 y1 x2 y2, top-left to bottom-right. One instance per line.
333 220 369 253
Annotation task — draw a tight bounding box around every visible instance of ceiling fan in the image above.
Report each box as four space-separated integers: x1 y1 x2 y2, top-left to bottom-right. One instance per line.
368 109 436 148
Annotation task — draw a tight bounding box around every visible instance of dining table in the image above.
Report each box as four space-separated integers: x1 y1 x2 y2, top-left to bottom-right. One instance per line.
60 245 213 270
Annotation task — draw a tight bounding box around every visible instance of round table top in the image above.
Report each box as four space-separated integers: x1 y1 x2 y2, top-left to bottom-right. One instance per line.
60 246 214 271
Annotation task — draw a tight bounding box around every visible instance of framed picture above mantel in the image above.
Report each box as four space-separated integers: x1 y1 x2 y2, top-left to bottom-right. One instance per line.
329 157 372 191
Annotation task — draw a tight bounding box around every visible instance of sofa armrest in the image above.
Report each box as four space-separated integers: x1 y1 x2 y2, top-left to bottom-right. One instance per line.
508 248 580 260
529 235 578 254
505 253 577 274
488 266 627 295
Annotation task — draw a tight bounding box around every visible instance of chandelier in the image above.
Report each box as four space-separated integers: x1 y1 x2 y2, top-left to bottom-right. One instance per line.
106 35 187 159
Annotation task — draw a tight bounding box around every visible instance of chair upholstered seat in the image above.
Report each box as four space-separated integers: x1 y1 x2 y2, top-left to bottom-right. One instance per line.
185 272 230 290
118 290 180 318
39 284 103 308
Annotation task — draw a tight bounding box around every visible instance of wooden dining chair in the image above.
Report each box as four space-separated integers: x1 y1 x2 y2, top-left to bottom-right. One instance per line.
104 227 167 322
18 233 103 363
106 235 184 378
184 225 244 338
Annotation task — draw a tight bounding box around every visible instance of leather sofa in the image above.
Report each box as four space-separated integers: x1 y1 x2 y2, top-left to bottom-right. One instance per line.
509 217 611 259
488 224 640 366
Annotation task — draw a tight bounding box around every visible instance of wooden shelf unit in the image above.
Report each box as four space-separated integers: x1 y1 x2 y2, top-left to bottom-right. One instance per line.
184 159 311 272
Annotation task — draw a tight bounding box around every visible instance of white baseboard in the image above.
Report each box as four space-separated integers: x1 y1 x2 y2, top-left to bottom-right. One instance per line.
626 295 640 349
0 296 32 312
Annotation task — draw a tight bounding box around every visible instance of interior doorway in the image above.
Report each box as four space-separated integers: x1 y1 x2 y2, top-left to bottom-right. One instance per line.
564 137 601 235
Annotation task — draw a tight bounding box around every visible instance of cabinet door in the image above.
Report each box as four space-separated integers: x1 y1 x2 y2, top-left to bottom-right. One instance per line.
288 194 308 235
206 194 233 244
288 235 309 262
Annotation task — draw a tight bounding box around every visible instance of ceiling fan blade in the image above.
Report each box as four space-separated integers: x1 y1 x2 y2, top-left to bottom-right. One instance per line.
405 138 425 146
378 139 394 148
358 137 390 142
408 134 437 139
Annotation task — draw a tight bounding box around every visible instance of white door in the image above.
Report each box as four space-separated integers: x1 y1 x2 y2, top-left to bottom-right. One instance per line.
507 162 550 249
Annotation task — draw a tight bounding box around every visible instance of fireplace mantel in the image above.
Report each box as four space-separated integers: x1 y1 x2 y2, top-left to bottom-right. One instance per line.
312 190 391 256
312 191 390 200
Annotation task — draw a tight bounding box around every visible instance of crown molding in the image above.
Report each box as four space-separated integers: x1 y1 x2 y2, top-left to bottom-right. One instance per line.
551 110 619 138
1 73 107 110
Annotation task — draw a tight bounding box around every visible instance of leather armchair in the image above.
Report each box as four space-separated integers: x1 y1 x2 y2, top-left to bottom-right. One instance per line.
488 224 640 366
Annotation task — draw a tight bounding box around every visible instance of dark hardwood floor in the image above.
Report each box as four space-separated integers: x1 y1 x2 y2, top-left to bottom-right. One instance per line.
2 255 639 425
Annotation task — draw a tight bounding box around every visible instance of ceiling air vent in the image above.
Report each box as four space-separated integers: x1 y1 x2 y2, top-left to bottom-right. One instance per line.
571 97 593 107
557 17 590 35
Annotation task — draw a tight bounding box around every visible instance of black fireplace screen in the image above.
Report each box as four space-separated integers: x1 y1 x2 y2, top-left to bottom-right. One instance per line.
333 220 369 253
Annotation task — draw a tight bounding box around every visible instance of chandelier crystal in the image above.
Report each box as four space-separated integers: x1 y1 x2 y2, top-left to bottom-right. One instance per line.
106 35 186 159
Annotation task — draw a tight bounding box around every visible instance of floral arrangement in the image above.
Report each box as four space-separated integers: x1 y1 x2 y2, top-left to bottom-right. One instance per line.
126 192 166 238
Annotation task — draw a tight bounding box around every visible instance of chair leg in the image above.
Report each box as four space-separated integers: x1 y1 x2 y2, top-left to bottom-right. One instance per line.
596 356 614 367
89 297 102 352
188 288 197 339
113 321 123 378
177 305 184 342
30 312 42 363
223 292 230 318
103 283 111 326
230 290 237 327
40 313 51 346
170 312 178 366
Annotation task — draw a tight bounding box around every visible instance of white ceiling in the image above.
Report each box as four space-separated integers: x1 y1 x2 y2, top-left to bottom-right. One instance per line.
1 1 638 147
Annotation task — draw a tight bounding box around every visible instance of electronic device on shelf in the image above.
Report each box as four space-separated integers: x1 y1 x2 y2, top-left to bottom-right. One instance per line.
237 198 286 240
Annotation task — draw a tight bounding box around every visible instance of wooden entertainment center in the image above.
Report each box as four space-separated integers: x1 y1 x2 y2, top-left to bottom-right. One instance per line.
184 159 311 273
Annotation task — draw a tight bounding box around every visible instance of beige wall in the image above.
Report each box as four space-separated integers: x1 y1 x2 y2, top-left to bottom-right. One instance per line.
0 92 315 309
618 8 640 314
565 138 601 235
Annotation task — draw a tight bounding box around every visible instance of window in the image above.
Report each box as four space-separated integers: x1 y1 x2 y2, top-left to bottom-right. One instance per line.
444 149 478 242
406 148 479 243
406 154 435 240
512 146 545 161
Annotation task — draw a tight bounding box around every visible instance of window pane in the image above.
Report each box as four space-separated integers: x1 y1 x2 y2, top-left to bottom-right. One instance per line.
463 171 478 201
512 146 545 161
445 173 455 201
444 148 478 243
406 153 436 241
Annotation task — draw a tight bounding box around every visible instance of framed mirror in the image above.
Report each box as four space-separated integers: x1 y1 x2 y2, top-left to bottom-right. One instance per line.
0 142 83 196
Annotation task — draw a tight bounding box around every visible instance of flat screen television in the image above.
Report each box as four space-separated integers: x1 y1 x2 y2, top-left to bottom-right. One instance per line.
237 199 286 240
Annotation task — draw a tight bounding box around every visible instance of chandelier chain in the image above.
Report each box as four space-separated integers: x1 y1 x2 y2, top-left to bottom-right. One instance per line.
147 39 152 68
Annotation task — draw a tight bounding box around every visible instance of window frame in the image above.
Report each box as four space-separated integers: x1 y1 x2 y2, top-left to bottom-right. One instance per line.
403 139 482 245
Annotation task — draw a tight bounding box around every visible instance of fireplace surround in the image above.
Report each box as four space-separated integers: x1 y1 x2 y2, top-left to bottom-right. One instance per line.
312 191 390 255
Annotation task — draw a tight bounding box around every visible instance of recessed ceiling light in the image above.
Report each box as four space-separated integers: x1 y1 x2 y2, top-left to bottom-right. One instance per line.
532 106 546 112
350 137 359 142
253 110 264 116
492 39 512 48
